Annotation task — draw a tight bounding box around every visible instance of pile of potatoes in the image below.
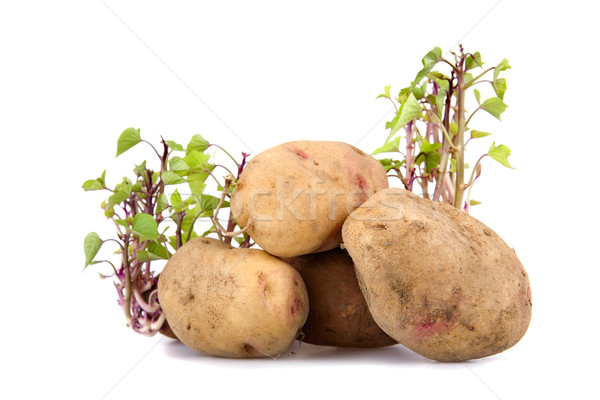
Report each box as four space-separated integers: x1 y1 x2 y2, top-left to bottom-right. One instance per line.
158 141 532 361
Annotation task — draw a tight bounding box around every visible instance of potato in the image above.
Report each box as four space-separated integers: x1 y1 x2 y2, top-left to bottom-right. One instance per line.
285 249 396 348
157 237 309 358
230 141 388 258
342 188 532 361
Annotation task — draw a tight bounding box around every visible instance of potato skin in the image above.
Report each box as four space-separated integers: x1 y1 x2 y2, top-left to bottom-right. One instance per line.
285 249 396 348
230 141 388 258
157 237 309 358
342 188 532 361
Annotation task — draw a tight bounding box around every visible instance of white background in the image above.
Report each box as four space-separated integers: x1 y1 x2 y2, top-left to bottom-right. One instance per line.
1 1 598 399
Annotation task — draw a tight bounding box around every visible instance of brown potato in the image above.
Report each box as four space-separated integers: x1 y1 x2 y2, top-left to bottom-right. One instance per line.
230 141 388 258
342 188 532 361
285 249 396 348
157 237 309 358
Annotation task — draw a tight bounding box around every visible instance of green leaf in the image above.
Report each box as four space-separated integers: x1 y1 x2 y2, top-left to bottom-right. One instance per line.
412 81 428 100
169 156 190 172
234 236 247 246
82 170 106 191
425 152 441 173
481 97 507 120
465 51 483 70
161 171 186 185
187 134 209 154
148 241 170 260
493 77 507 100
473 88 481 105
155 193 169 215
420 138 442 154
385 112 400 131
470 130 493 139
183 150 211 171
116 127 141 157
494 59 511 81
379 158 404 172
372 136 401 155
376 85 391 99
133 161 147 177
189 179 207 196
449 122 458 136
131 213 159 241
170 189 184 212
115 217 131 229
84 232 103 268
137 242 170 262
488 142 513 168
108 186 131 208
463 73 474 87
166 140 185 152
449 158 456 173
470 200 482 206
389 93 422 139
200 194 221 212
410 47 442 91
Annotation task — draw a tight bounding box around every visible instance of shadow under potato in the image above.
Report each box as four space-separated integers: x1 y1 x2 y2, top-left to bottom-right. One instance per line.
284 249 397 348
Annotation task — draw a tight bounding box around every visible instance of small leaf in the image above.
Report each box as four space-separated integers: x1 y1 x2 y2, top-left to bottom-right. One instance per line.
84 232 103 268
161 171 186 185
463 72 474 87
425 152 441 173
170 189 184 212
166 140 184 152
481 97 507 120
200 194 221 212
379 158 404 172
470 130 493 139
470 200 482 206
493 77 507 100
155 193 169 215
473 88 481 105
465 52 483 70
488 142 513 168
137 242 170 262
187 134 209 154
410 47 442 91
412 82 428 100
420 138 442 154
372 136 401 155
108 186 131 208
376 85 391 99
183 150 211 171
133 161 147 177
233 236 247 246
82 170 106 191
131 213 159 241
390 93 422 138
449 158 456 173
385 112 400 131
116 127 141 157
494 59 511 81
147 241 170 260
131 182 143 192
449 122 458 136
169 156 190 172
115 219 129 229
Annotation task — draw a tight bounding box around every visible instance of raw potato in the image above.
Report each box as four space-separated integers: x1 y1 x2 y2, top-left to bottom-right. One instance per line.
230 141 388 258
285 249 396 348
158 237 309 358
342 188 532 361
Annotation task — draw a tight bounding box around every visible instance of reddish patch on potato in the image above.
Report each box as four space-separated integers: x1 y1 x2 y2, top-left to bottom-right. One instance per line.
290 146 311 159
415 319 449 339
356 173 368 191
